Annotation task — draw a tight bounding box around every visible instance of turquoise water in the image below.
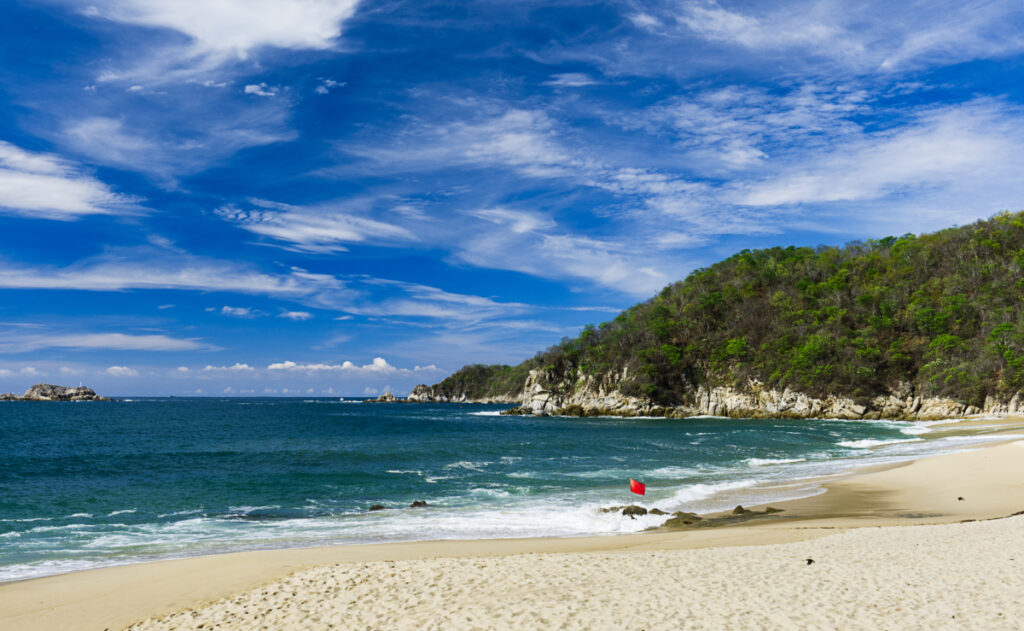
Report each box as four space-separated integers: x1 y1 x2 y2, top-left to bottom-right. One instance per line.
0 399 1007 581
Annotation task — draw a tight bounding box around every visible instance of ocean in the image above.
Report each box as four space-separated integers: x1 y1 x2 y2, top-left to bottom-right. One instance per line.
0 398 1015 582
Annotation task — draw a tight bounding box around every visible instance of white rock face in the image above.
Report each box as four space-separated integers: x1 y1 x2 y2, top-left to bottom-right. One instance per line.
513 372 1016 421
406 384 518 404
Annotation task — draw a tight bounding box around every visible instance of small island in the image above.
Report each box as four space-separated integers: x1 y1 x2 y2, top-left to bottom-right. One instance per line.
0 383 110 401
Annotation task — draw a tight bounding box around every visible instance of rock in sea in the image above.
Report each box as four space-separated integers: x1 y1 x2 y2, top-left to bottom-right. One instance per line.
0 383 109 401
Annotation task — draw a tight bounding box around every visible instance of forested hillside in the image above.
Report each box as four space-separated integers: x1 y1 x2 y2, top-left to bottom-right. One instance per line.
420 212 1024 409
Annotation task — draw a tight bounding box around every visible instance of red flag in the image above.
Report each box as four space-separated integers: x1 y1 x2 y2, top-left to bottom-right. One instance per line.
629 478 646 495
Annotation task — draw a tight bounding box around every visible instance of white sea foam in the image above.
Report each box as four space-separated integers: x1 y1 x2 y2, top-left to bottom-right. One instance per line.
940 433 1024 442
744 457 807 467
469 411 503 416
837 438 924 449
646 466 699 478
107 509 137 517
444 461 491 471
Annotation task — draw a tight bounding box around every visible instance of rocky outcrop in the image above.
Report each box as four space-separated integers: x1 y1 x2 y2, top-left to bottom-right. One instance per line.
369 391 401 403
407 384 517 404
0 384 109 401
502 370 1015 420
517 368 649 416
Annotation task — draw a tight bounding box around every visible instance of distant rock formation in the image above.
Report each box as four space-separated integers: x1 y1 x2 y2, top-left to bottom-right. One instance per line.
369 391 401 403
0 383 110 401
407 383 518 404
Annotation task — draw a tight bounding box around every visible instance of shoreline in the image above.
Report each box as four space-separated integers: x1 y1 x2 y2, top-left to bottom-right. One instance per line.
4 416 1024 630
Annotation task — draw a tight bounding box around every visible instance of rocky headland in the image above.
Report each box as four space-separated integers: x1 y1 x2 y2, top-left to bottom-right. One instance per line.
410 214 1024 421
0 383 110 402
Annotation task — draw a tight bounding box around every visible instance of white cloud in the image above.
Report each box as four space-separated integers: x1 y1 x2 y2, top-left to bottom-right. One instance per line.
201 363 255 372
0 141 137 220
60 114 295 179
456 229 671 297
315 78 345 94
81 0 362 80
21 366 40 376
350 109 574 179
467 208 555 234
0 332 214 353
731 99 1022 207
629 13 661 30
616 84 868 172
176 366 190 372
106 365 139 376
220 305 260 318
678 3 846 51
638 0 1024 75
544 73 598 87
0 248 345 298
279 311 313 321
267 357 442 375
216 198 416 253
244 83 277 97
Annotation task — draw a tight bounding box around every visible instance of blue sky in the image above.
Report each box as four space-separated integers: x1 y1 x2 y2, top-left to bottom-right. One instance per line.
2 0 1024 396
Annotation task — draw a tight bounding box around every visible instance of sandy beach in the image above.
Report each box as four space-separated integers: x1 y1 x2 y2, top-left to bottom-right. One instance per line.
3 420 1024 630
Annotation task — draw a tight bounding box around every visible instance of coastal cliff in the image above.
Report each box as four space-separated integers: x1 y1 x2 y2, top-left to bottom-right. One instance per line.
0 383 110 401
413 213 1024 420
506 368 1023 420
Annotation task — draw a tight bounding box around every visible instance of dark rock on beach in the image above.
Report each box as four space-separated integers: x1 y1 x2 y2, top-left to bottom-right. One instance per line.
410 500 429 508
648 508 668 515
0 383 109 401
368 504 386 511
622 505 648 519
663 506 786 530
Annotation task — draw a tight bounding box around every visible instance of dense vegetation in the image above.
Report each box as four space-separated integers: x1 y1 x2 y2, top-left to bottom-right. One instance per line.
429 213 1024 408
420 362 536 400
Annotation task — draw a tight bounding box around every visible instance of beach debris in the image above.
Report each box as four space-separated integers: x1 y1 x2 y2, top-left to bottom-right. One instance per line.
958 496 965 501
629 478 646 495
806 558 815 565
622 505 648 519
410 500 429 508
368 504 386 511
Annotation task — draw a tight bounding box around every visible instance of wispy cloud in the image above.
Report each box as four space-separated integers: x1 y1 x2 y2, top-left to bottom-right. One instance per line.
0 332 214 353
58 110 295 180
543 73 598 87
729 99 1024 209
607 0 1024 77
279 311 313 321
216 306 263 318
0 141 138 219
217 198 416 253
